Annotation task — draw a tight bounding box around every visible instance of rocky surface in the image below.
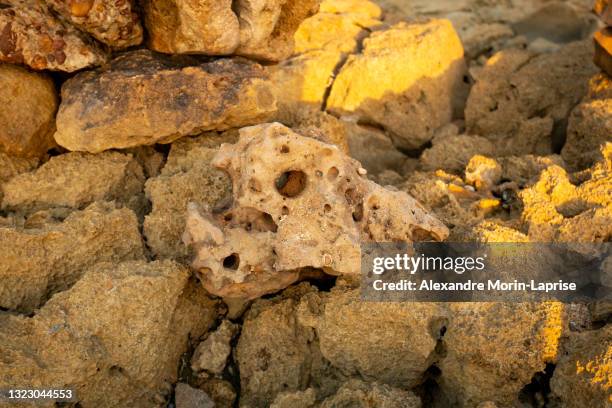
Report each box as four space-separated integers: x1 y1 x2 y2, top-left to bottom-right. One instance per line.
2 151 146 217
0 260 219 407
54 51 277 153
0 0 107 71
144 133 233 260
0 63 57 157
191 320 239 376
184 123 448 300
563 73 612 170
45 0 142 48
0 203 144 313
465 42 598 156
326 19 468 151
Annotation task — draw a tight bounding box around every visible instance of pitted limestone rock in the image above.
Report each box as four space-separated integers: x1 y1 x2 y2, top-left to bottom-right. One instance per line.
183 123 448 300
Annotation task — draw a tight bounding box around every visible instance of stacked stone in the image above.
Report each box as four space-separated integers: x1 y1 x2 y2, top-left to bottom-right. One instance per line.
594 0 612 75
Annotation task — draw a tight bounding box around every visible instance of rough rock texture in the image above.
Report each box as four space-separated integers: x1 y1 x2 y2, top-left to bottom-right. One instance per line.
439 302 567 407
0 260 219 407
183 123 448 300
550 325 612 407
191 320 239 375
54 51 277 153
0 0 107 71
299 288 448 389
175 383 215 408
595 28 612 77
345 122 407 176
143 0 239 55
235 0 322 61
0 202 145 312
326 19 468 150
466 42 598 156
194 378 237 408
2 152 146 216
520 144 612 242
0 152 39 204
45 0 143 48
236 284 334 408
319 379 422 408
271 388 317 408
0 63 57 157
144 133 233 260
562 73 612 170
420 130 496 174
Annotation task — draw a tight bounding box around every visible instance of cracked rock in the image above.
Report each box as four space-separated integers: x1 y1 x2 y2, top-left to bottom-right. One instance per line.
0 202 145 313
0 63 57 157
45 0 142 48
0 0 107 71
0 260 219 407
326 19 468 151
54 50 277 153
2 151 146 217
465 41 598 156
183 123 448 300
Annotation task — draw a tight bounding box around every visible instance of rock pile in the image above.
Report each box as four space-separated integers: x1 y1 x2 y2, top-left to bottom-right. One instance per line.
0 0 610 407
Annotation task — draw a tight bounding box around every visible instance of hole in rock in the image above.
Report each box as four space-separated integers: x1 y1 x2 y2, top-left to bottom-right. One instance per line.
324 204 332 213
519 363 556 407
281 206 290 216
327 167 339 181
352 202 364 222
411 227 435 241
275 170 307 198
223 253 240 270
280 145 290 153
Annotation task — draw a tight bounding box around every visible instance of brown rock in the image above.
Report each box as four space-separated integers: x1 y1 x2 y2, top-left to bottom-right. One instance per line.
550 325 612 407
420 130 496 174
319 379 422 408
194 378 237 408
345 122 407 176
45 0 143 48
54 50 277 153
143 0 239 55
0 202 145 313
235 0 322 62
175 383 215 408
594 28 612 77
0 152 38 183
191 320 239 375
0 0 107 71
144 133 233 260
0 260 219 407
563 73 612 170
0 63 57 157
465 41 598 156
271 388 316 408
439 302 567 407
299 288 448 389
2 151 146 217
183 123 448 300
236 284 335 408
327 20 468 151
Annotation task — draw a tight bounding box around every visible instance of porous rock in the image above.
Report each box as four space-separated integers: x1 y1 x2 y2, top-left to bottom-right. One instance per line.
2 151 146 217
234 0 322 62
0 63 57 157
0 202 145 312
183 123 448 300
143 0 239 55
439 302 567 407
0 0 107 71
326 19 468 150
562 73 612 170
144 133 233 260
191 320 239 375
0 260 219 407
550 325 612 407
54 50 277 153
45 0 142 48
465 41 598 156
